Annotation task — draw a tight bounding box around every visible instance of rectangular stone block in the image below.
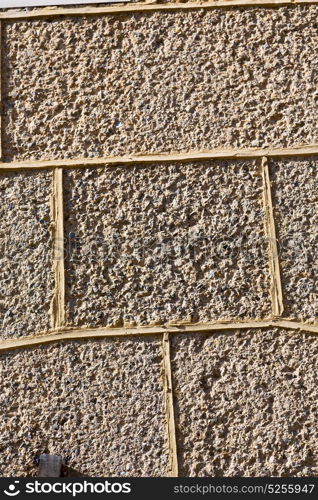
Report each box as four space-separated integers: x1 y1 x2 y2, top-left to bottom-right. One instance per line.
0 336 168 477
0 170 53 339
270 157 318 322
171 328 318 477
64 160 271 328
3 6 318 161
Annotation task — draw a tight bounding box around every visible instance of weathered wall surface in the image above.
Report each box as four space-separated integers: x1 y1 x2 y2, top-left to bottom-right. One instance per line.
171 328 318 477
63 160 271 328
0 170 53 339
270 158 318 323
3 6 318 161
0 336 168 477
1 1 318 480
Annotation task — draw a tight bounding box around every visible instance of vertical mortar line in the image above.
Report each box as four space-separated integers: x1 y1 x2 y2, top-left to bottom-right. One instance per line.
51 167 65 330
261 156 284 317
162 332 179 477
0 21 3 161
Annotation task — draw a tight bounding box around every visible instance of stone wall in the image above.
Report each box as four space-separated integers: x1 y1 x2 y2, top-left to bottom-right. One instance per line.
3 6 318 161
0 3 317 477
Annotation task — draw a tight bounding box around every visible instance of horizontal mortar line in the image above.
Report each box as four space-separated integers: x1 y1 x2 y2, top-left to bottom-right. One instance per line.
1 144 318 171
0 319 318 353
0 0 317 19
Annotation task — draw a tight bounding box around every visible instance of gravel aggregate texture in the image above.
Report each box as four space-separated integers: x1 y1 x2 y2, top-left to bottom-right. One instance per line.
0 1 141 13
171 328 318 477
0 170 53 339
270 158 318 322
0 336 168 477
3 6 318 161
0 0 150 10
63 160 271 328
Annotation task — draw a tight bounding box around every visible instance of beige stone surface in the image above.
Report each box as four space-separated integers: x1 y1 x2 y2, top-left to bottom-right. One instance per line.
0 0 141 12
0 0 226 8
270 158 318 322
0 170 53 339
171 328 318 477
3 6 318 161
0 336 168 477
64 160 271 328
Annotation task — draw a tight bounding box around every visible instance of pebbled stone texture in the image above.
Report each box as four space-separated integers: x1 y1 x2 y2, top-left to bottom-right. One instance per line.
0 336 168 477
0 0 219 11
3 6 318 161
270 158 318 323
0 170 53 339
63 160 271 328
0 0 146 13
171 328 318 477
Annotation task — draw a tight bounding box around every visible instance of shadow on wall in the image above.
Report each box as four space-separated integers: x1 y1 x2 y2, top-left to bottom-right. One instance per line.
61 465 86 478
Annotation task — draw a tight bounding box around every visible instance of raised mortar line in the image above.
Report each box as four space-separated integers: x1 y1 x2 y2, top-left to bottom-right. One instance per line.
0 0 317 19
274 320 318 332
1 319 318 353
261 156 284 317
162 332 179 477
1 144 318 171
50 167 65 330
0 21 2 162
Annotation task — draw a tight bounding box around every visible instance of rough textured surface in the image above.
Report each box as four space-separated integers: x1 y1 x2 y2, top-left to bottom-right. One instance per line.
0 1 141 14
271 158 318 322
3 6 318 161
0 0 218 10
0 336 168 477
0 170 53 339
64 160 271 328
171 328 318 477
0 0 144 11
